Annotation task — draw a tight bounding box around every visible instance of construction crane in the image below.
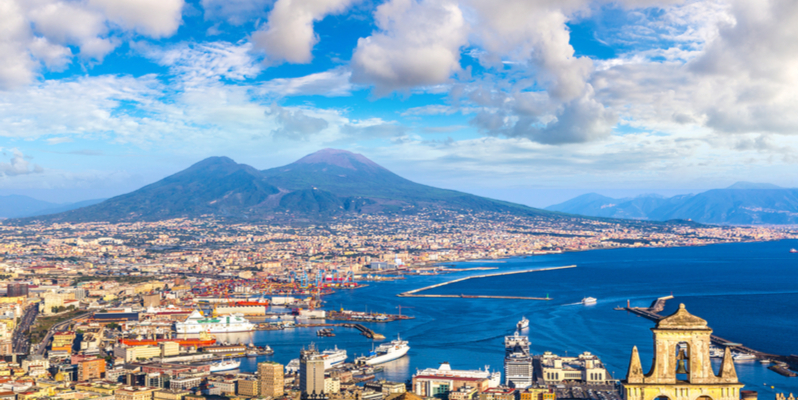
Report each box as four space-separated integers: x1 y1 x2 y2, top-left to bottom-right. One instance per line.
396 305 414 317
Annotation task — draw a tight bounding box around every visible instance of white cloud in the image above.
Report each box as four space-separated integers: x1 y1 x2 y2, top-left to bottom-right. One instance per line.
138 41 262 87
257 67 353 97
267 104 330 140
0 0 185 90
250 0 357 65
87 0 184 38
0 149 43 177
351 0 469 95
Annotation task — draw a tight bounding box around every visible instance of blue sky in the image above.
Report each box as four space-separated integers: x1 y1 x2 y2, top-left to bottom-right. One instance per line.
0 0 796 207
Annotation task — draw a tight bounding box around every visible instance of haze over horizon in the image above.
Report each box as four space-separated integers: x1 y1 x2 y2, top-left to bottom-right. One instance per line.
0 0 796 206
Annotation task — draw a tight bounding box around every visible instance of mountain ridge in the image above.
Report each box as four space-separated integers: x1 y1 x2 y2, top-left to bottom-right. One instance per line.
546 187 798 225
23 149 559 223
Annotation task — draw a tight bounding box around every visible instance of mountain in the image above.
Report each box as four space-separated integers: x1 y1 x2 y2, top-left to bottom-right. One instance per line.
0 195 105 219
546 186 798 225
45 157 282 222
28 149 557 223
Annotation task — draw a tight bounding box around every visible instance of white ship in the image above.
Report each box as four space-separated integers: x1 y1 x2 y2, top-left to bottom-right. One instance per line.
358 336 409 365
733 353 757 363
516 316 529 330
210 359 241 372
322 346 347 369
581 297 597 305
286 358 300 374
175 310 255 333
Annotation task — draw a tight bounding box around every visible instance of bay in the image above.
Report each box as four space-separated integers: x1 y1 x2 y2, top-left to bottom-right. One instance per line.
228 239 798 395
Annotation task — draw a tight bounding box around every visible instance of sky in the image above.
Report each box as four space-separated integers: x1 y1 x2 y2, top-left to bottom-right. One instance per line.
0 0 796 207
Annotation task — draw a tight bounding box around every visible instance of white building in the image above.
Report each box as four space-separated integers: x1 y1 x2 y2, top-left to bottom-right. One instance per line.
539 351 609 384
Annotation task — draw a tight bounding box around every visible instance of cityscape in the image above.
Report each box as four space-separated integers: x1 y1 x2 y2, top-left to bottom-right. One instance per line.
0 0 796 400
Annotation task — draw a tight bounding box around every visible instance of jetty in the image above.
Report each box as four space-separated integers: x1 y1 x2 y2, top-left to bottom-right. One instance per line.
397 265 576 299
618 296 797 375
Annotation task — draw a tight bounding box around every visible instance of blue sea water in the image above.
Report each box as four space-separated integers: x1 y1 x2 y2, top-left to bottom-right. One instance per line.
227 239 798 395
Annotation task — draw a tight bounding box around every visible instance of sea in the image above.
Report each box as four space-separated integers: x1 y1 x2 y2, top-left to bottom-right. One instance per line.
221 239 799 395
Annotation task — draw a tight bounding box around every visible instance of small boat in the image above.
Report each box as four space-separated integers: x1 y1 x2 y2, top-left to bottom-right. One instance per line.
517 316 529 330
582 297 597 305
790 249 798 253
709 347 724 358
759 359 771 365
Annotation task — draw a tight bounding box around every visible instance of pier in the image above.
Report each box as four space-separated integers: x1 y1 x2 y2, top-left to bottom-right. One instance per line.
397 265 576 299
618 296 797 376
293 322 386 340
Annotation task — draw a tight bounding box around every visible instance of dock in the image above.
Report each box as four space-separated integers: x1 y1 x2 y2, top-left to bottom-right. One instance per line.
618 297 797 375
397 265 576 299
294 322 386 340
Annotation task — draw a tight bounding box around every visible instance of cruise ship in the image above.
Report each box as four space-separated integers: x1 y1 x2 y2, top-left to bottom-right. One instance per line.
210 359 241 372
516 316 529 330
321 346 347 369
357 337 410 365
175 310 255 333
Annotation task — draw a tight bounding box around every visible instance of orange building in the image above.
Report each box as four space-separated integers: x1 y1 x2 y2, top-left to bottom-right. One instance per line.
78 358 106 381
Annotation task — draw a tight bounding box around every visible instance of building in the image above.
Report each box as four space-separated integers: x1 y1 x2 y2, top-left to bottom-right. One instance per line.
324 377 340 394
622 304 745 400
369 261 389 270
78 357 106 381
519 387 553 400
142 294 161 309
153 389 190 400
479 387 515 400
258 361 284 398
115 387 157 400
448 386 477 400
237 379 259 397
300 345 327 400
413 363 501 399
7 283 28 297
169 377 202 391
22 355 50 377
538 351 609 384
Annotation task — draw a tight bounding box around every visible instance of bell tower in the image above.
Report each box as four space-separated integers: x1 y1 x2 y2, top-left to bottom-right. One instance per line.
623 304 744 400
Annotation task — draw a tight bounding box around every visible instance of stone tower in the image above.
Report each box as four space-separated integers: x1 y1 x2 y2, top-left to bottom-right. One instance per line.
623 304 744 400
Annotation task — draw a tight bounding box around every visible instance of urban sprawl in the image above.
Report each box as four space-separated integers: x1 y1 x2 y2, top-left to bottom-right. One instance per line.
0 211 794 400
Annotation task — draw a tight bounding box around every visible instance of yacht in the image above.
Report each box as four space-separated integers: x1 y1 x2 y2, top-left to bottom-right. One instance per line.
581 297 597 305
709 347 724 358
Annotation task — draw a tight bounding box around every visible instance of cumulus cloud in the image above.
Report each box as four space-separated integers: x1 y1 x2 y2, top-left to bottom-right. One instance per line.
0 149 43 177
250 0 357 65
350 0 469 95
0 0 184 90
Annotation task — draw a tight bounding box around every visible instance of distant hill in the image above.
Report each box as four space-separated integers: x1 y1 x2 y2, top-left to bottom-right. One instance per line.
546 184 798 225
0 195 104 219
27 149 559 223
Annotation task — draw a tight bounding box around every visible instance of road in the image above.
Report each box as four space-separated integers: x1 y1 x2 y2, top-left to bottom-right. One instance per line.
33 311 91 356
13 306 38 354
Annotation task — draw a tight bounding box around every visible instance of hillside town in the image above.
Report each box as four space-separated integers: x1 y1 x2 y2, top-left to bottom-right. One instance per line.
0 211 793 400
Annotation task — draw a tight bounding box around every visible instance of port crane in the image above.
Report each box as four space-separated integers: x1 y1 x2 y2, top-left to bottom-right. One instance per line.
396 305 414 317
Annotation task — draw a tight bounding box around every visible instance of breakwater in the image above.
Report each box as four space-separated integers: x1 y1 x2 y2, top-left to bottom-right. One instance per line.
397 265 576 299
619 296 797 375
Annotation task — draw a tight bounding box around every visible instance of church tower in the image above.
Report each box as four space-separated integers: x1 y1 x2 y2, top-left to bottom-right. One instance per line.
623 304 745 400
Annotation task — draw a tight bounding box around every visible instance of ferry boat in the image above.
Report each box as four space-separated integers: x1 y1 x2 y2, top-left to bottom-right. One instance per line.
733 353 757 362
581 297 597 305
321 346 347 369
210 359 241 372
516 316 529 330
175 310 255 333
358 336 409 365
286 358 300 374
